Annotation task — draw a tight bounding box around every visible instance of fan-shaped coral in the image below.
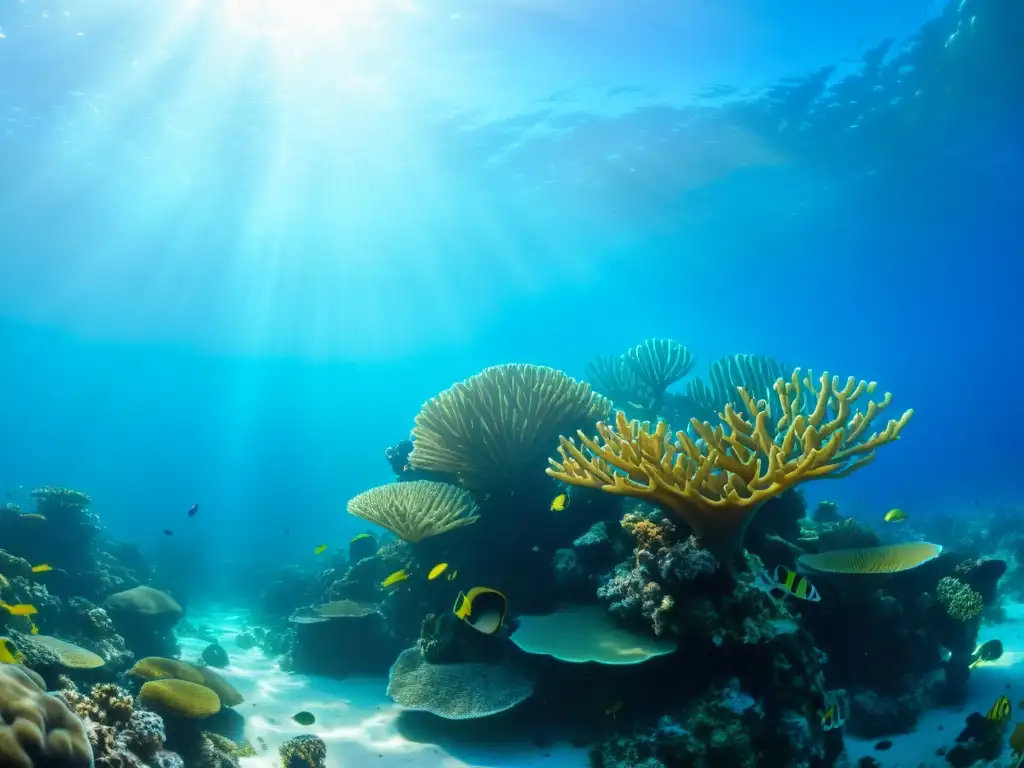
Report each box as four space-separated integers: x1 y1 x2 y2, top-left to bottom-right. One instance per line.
627 339 696 395
688 354 787 416
0 664 93 768
346 481 480 544
409 363 612 490
548 369 913 557
510 604 677 664
17 635 105 669
386 647 534 719
797 542 943 574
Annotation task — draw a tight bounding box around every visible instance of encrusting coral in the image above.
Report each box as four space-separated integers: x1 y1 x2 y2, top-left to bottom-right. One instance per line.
937 576 984 621
409 363 612 490
548 369 913 557
346 480 480 543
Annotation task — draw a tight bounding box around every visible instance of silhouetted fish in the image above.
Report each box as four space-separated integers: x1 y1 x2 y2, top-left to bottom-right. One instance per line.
187 503 199 517
163 529 174 536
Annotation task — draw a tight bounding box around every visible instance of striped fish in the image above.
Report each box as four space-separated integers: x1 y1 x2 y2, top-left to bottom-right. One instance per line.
771 565 822 602
987 695 1012 727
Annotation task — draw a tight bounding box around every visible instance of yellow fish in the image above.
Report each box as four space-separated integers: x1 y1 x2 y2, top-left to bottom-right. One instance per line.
550 493 567 512
312 544 328 555
427 563 448 581
350 533 372 544
29 622 39 635
0 602 37 616
883 508 908 523
31 564 52 573
382 569 409 588
0 574 9 589
987 695 1012 727
453 587 508 635
0 638 26 665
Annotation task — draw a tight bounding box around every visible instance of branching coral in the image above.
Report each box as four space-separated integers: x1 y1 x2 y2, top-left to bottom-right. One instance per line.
409 363 611 490
346 480 480 543
548 369 913 556
937 576 984 621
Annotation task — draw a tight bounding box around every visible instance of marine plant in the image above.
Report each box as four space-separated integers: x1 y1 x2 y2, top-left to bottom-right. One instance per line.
548 369 913 557
409 363 612 491
346 480 480 543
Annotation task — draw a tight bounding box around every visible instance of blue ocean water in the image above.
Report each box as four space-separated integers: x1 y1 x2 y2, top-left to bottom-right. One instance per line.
0 0 1020 608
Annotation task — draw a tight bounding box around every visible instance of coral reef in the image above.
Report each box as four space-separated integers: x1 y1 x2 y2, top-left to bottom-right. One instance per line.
549 370 912 557
279 735 327 768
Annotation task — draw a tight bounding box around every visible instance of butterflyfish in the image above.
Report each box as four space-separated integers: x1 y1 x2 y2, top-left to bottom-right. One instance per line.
31 564 52 573
883 508 908 523
382 569 409 588
312 544 328 555
821 690 846 731
987 695 1012 727
453 587 508 635
427 563 448 581
0 638 26 665
970 639 1004 669
550 493 568 512
292 711 316 726
0 602 37 616
756 566 821 602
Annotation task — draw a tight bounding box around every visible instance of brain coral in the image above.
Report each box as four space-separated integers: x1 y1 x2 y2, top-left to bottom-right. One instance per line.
386 647 534 720
0 665 93 768
130 657 243 707
139 679 221 719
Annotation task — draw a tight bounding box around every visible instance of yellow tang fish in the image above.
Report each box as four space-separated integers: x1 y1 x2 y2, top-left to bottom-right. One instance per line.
312 544 328 555
382 569 409 588
453 587 508 635
884 508 908 523
350 533 372 544
31 564 53 573
0 602 38 616
427 563 448 581
987 695 1012 727
550 493 567 512
0 638 26 665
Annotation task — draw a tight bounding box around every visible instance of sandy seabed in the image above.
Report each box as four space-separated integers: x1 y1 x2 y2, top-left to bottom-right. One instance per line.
182 603 1024 768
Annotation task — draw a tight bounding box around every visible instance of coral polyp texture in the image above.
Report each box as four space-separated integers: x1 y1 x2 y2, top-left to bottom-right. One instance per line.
409 363 612 490
548 369 913 556
346 480 480 543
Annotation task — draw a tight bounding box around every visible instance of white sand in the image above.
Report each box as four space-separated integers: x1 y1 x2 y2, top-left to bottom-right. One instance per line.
178 610 589 768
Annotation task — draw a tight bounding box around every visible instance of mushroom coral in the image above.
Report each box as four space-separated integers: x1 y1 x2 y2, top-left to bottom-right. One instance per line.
548 369 912 558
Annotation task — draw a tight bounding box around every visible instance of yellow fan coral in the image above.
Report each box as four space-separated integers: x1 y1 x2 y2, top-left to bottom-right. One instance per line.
798 542 943 575
347 481 480 543
547 369 913 557
409 363 612 490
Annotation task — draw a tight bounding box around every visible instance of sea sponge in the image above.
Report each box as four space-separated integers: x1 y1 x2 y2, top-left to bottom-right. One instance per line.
510 604 677 663
409 363 612 490
936 576 984 621
0 664 93 768
797 542 943 574
548 370 913 556
386 647 534 719
139 679 221 719
346 481 480 543
104 586 183 620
